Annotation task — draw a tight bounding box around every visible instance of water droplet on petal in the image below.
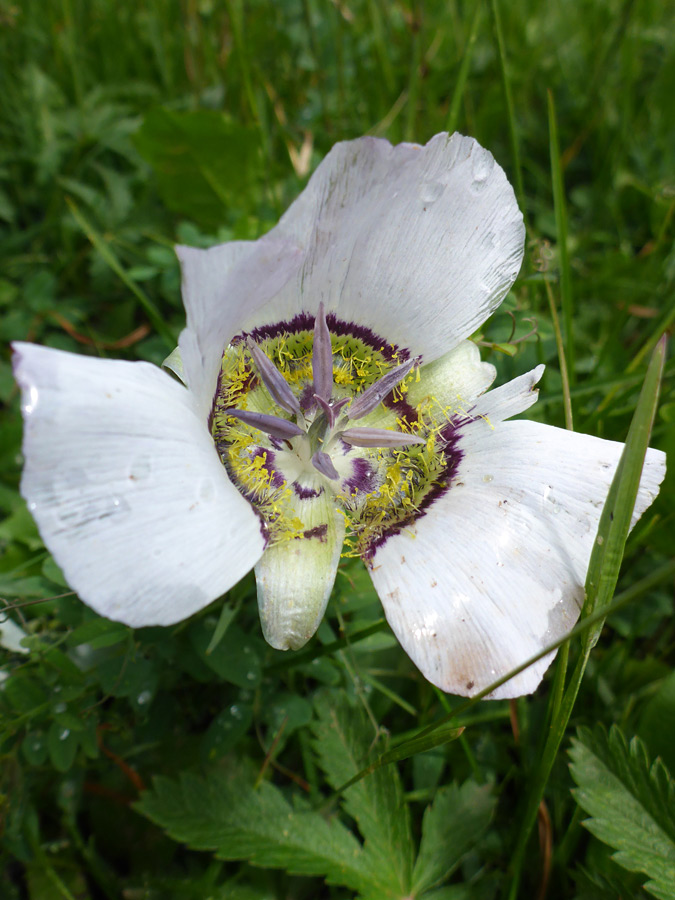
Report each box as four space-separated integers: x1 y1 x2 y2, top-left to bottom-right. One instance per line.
420 181 445 203
483 474 494 483
22 385 39 416
471 151 494 192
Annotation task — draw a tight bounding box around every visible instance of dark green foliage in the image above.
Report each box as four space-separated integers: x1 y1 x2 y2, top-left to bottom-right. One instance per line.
136 694 494 898
134 110 264 229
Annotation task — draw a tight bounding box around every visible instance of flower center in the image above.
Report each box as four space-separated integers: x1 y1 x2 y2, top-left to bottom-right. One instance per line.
210 306 461 557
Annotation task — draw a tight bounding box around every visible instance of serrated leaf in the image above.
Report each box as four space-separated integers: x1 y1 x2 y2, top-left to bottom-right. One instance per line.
569 725 675 900
312 693 414 897
135 766 375 896
412 780 495 894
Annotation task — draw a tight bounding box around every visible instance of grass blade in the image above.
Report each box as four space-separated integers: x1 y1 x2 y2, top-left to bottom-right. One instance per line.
446 1 482 135
507 334 666 899
548 89 575 384
490 0 525 218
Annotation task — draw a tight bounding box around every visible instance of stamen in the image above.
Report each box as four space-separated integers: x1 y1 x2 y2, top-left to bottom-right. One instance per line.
247 340 301 416
347 358 417 420
312 302 334 403
311 450 340 480
340 427 426 448
226 408 304 441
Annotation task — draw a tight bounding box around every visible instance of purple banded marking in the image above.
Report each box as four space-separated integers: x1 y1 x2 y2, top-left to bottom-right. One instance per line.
293 483 324 500
240 311 411 362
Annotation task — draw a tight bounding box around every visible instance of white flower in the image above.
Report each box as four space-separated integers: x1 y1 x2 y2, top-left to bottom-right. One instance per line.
13 133 666 699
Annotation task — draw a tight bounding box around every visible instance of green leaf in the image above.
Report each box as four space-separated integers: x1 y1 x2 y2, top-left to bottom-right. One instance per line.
639 670 675 775
412 781 496 894
189 621 262 688
200 698 253 763
134 108 262 228
569 725 675 900
312 693 414 898
47 720 78 773
22 731 48 766
66 618 129 651
379 722 465 765
134 766 375 896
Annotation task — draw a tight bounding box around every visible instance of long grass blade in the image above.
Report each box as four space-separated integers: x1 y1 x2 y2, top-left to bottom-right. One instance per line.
490 0 525 218
548 90 575 385
445 0 482 134
507 333 666 899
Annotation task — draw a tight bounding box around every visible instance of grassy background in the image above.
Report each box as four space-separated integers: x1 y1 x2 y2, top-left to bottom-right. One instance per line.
0 1 673 898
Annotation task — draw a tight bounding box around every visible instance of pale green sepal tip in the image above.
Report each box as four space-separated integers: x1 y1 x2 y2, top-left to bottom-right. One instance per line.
162 346 186 384
406 340 496 409
255 498 346 651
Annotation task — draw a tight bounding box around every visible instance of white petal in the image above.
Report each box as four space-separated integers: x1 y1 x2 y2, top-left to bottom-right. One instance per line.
406 340 497 410
0 615 29 654
466 364 546 425
13 343 265 627
240 133 525 360
176 238 305 418
369 421 666 699
255 494 345 651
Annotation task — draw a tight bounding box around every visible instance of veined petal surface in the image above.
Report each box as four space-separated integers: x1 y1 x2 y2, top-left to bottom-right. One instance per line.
239 133 525 360
13 343 265 627
369 421 666 699
176 237 305 418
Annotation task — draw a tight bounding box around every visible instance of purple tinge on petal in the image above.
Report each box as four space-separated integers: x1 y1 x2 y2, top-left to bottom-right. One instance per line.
341 427 426 448
342 457 377 496
312 302 334 403
303 524 328 542
311 450 339 480
247 340 301 415
293 482 324 499
251 448 285 489
347 358 417 420
226 408 304 441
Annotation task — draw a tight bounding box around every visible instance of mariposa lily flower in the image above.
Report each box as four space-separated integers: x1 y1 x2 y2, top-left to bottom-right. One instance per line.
13 133 665 698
